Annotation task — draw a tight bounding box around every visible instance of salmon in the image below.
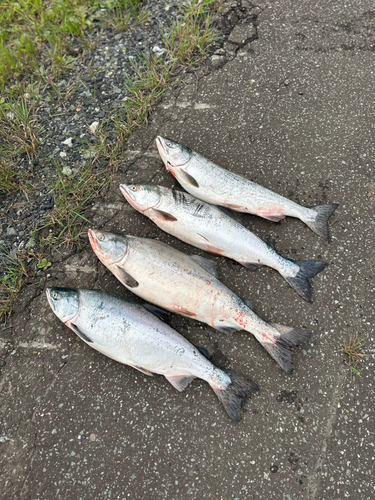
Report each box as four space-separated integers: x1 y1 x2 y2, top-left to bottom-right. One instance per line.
120 183 328 303
88 230 312 374
46 287 259 422
156 136 339 241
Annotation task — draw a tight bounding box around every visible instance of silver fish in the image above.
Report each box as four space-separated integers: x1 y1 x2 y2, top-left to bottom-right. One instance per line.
156 136 339 241
88 230 312 374
46 287 259 422
120 183 327 303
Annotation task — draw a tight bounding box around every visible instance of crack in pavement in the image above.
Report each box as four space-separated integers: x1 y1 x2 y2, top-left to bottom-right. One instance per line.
307 368 348 499
18 344 78 499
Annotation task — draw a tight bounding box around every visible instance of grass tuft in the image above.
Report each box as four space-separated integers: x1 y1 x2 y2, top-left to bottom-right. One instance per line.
106 0 149 31
0 251 30 321
0 96 44 158
0 160 19 191
163 0 218 65
342 335 368 376
32 160 111 249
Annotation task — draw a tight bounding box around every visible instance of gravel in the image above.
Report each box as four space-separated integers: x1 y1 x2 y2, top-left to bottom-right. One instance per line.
0 0 259 277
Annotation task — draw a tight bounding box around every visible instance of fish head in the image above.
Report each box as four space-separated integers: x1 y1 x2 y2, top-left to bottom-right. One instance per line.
88 229 128 266
46 287 79 323
156 136 192 170
120 184 161 213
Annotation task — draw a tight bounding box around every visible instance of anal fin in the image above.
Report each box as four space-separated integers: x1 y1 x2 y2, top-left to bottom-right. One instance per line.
240 262 263 271
242 298 254 310
132 366 154 376
165 375 196 392
216 326 239 334
262 214 285 222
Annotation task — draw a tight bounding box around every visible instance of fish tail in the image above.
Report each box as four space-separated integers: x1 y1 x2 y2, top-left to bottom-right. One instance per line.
282 259 328 303
302 203 339 241
211 369 259 423
252 324 312 374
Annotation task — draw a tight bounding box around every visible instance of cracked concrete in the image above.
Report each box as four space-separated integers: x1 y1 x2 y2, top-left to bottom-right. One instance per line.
1 1 375 498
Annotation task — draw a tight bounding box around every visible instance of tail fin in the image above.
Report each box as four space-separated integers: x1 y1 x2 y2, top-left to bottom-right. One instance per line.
212 369 259 423
303 203 339 241
283 260 328 303
255 324 312 375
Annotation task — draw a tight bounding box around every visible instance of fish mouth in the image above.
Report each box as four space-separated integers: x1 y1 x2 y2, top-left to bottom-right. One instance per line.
156 136 189 169
120 184 135 202
156 136 165 153
88 228 97 250
120 184 152 214
46 288 54 310
88 228 105 259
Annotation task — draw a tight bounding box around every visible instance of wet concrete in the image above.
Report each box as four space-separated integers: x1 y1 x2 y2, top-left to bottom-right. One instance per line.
1 1 375 498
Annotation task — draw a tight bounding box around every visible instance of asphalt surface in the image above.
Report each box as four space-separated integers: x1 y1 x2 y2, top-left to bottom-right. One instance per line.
1 1 375 499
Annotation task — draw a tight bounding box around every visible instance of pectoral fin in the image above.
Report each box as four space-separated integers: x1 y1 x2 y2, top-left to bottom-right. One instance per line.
69 323 93 344
180 170 199 188
115 266 139 288
165 375 196 392
150 208 177 222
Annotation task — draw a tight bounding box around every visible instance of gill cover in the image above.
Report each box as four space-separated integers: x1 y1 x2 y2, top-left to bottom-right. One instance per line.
88 229 129 264
46 287 79 323
156 136 192 167
120 184 161 212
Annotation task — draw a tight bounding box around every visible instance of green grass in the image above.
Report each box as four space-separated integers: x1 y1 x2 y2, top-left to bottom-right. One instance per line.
107 0 149 31
0 0 147 86
0 95 44 158
32 159 111 248
163 0 218 65
0 250 30 320
342 335 368 376
0 94 41 194
94 53 172 165
0 161 20 191
0 0 219 319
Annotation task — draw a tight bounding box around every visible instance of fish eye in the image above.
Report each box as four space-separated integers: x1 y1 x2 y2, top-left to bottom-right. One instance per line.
52 292 60 300
98 234 106 241
166 141 174 148
130 186 137 191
